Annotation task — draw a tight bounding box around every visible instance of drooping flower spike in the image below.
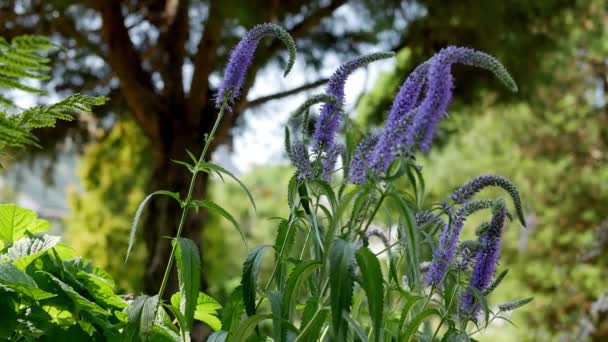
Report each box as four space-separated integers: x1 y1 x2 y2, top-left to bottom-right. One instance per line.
407 46 518 151
450 174 526 227
216 23 297 110
313 51 395 150
287 94 338 140
460 199 508 319
426 199 497 286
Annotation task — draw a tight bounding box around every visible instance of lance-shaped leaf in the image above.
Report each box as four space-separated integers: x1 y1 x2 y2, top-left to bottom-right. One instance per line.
174 237 201 331
189 199 248 250
123 295 159 342
240 245 271 316
356 247 384 341
329 239 355 340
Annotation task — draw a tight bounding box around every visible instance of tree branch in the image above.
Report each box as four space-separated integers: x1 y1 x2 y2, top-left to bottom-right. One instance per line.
96 0 163 140
242 77 328 109
187 1 224 121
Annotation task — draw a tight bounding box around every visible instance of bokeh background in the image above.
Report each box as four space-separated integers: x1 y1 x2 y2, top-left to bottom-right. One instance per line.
1 1 606 340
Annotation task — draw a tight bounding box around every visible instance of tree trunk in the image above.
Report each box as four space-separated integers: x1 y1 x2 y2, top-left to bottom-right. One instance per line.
142 120 210 296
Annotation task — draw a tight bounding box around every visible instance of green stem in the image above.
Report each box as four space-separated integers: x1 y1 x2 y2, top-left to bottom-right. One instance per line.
156 98 228 305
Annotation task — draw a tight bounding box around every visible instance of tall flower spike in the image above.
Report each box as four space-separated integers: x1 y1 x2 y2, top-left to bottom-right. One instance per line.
289 142 312 180
370 62 430 173
216 23 296 110
313 51 395 150
287 94 338 139
348 134 379 184
407 46 517 151
426 199 496 286
450 174 526 227
460 199 508 318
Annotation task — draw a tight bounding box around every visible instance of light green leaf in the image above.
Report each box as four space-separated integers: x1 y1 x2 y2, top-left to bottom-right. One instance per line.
174 237 201 331
0 204 49 243
8 234 60 269
356 247 384 342
126 191 181 262
241 245 271 316
172 291 223 332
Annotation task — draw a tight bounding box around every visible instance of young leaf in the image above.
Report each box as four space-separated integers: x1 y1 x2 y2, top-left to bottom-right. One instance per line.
126 190 181 262
189 199 248 250
123 295 159 342
174 237 201 331
172 291 223 332
240 245 271 316
8 234 60 269
329 239 355 340
356 247 384 342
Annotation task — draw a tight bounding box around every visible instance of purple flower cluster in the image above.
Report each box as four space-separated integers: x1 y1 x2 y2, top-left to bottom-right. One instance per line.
289 142 312 180
321 143 344 182
348 134 379 184
451 174 526 227
348 46 517 183
216 23 296 110
460 199 508 318
426 199 496 286
313 52 394 151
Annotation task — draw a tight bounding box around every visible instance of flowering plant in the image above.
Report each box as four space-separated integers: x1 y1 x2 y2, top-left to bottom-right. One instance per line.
123 23 533 341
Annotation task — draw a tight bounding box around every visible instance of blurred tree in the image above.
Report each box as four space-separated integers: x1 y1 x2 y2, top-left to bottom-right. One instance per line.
0 0 588 295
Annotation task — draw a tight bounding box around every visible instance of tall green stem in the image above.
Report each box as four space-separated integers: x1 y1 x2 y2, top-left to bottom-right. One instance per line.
156 99 228 305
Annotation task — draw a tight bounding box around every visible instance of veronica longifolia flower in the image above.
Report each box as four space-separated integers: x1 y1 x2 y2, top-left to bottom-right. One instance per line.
321 143 344 182
426 199 496 286
451 174 526 227
407 46 517 151
460 199 508 318
348 134 379 184
313 52 394 150
289 142 312 180
216 23 296 110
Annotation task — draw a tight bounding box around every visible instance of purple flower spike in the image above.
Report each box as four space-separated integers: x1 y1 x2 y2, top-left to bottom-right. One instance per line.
289 142 312 180
451 174 526 227
460 199 508 319
406 46 517 151
426 199 496 286
321 143 344 182
348 134 379 184
313 52 394 150
216 23 296 110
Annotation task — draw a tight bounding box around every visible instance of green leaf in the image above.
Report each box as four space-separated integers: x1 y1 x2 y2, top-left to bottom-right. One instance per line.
356 247 384 341
8 234 60 269
163 302 190 342
401 308 441 341
387 192 420 290
198 162 256 211
232 314 271 342
174 237 201 331
62 258 127 309
240 245 271 316
0 262 55 300
329 239 355 340
44 272 110 316
207 331 228 342
127 191 180 262
150 324 181 342
274 219 297 289
189 199 248 250
0 204 49 243
268 291 285 341
123 295 159 342
0 288 17 339
298 299 328 342
343 311 369 342
221 286 245 334
282 260 322 321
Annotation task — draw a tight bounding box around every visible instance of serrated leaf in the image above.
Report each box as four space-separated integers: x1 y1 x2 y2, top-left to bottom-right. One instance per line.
356 247 384 342
126 191 180 262
174 237 201 331
282 260 322 321
329 239 355 340
172 291 222 332
123 295 159 342
343 312 369 342
8 234 60 269
44 272 110 316
0 262 55 300
232 314 271 342
0 204 49 243
189 199 248 250
298 299 328 342
401 308 441 341
163 302 190 342
198 162 256 210
221 285 245 334
274 219 297 289
241 245 270 316
268 291 285 341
